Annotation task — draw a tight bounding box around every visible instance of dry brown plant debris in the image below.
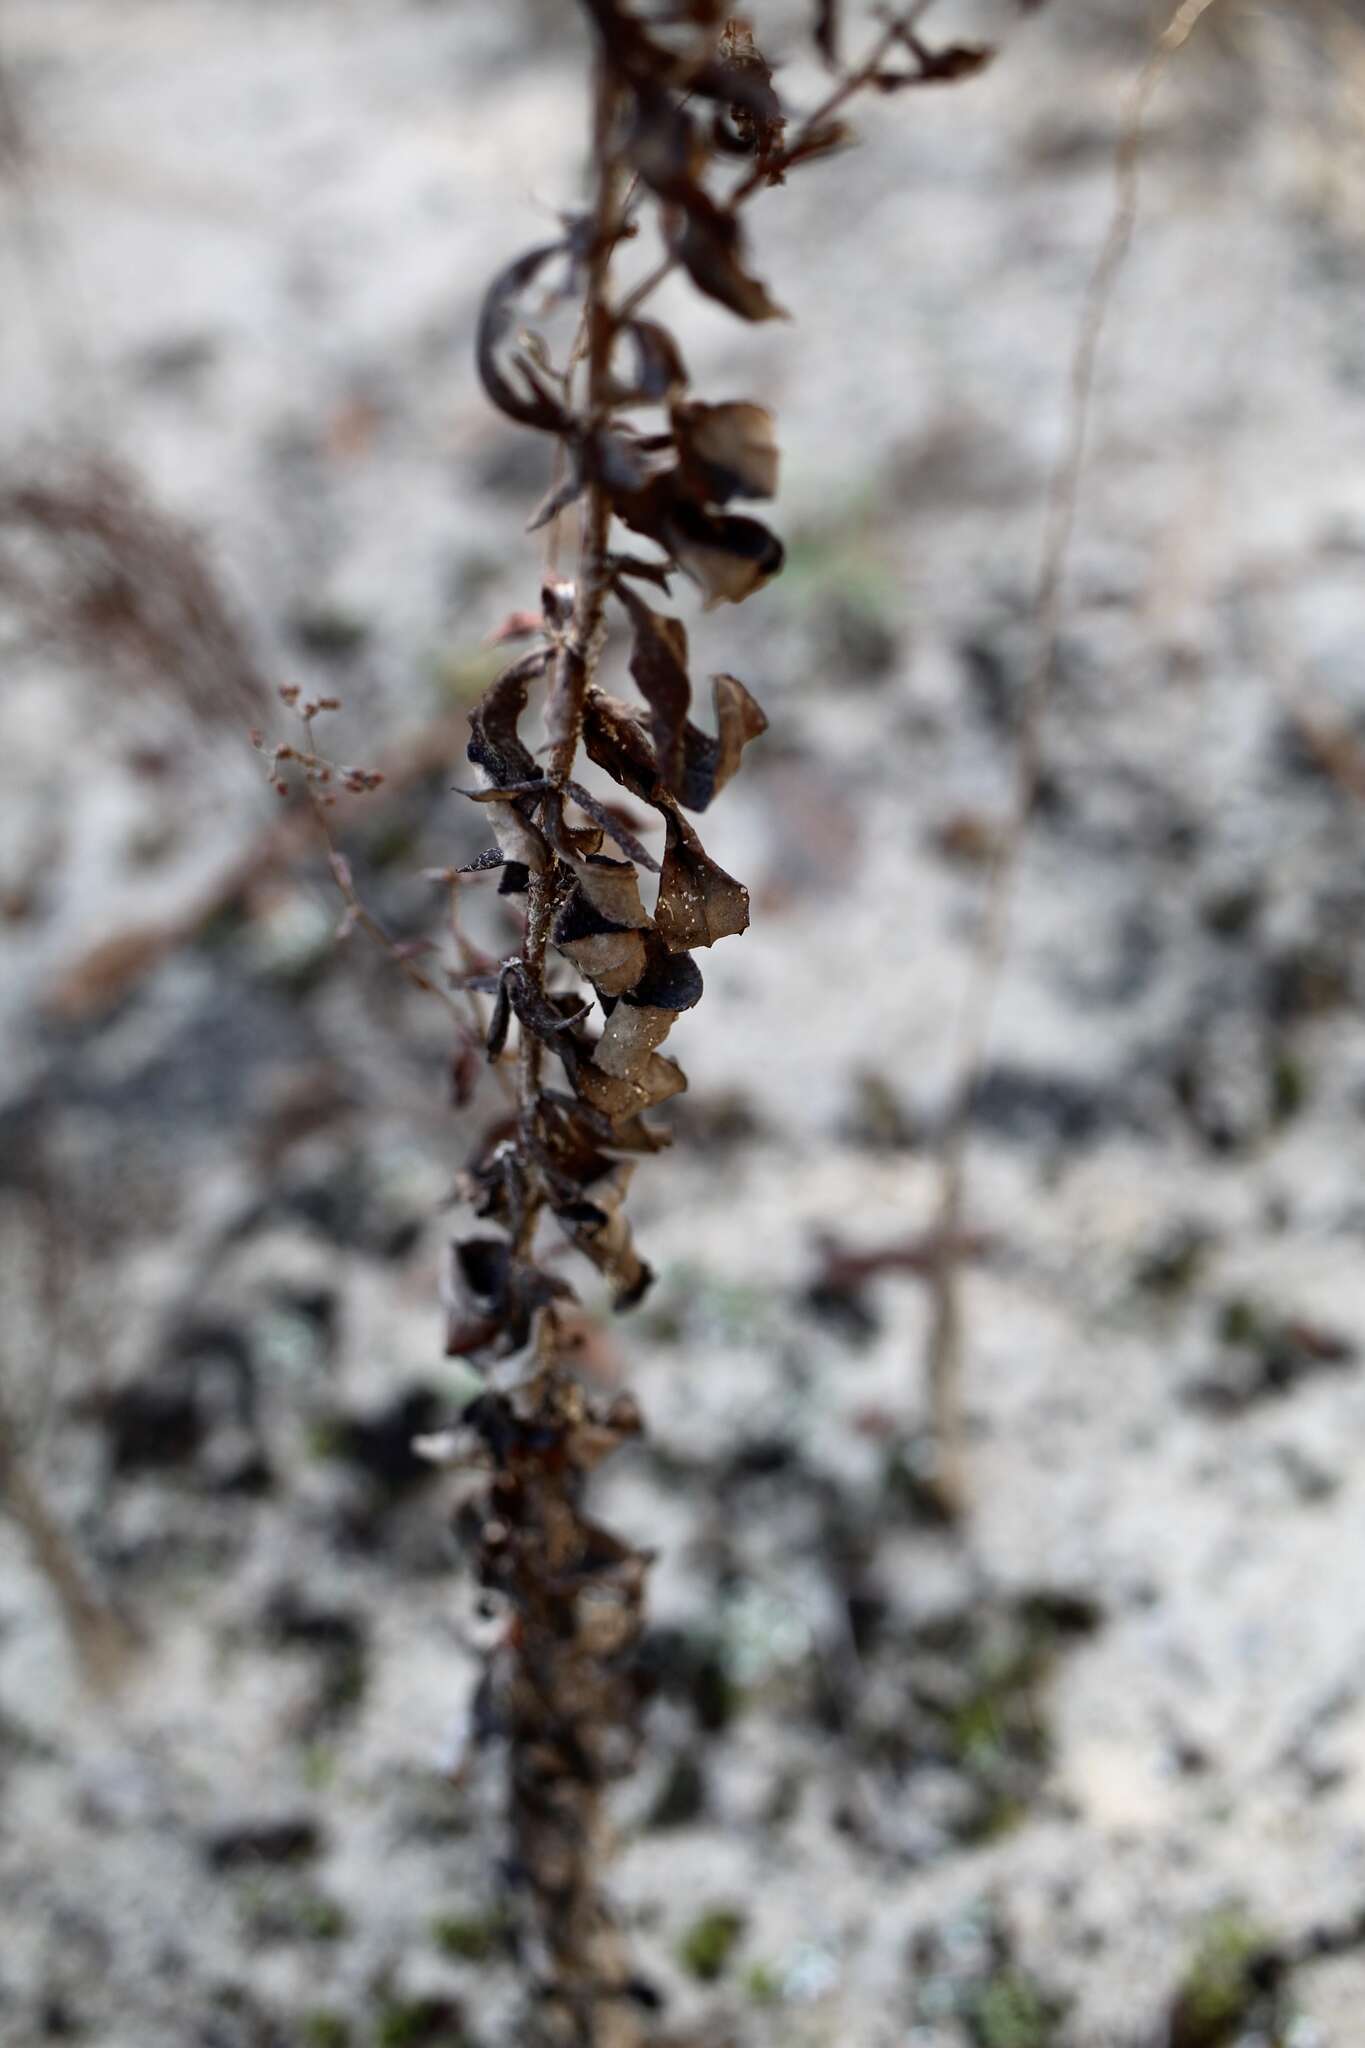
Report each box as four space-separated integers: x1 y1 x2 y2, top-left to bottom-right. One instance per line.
434 8 987 2039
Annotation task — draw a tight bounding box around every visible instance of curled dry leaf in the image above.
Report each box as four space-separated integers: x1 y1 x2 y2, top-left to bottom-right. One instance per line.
577 1051 688 1121
476 242 573 434
444 1236 574 1360
625 935 704 1012
619 584 692 792
468 649 550 790
553 1161 653 1311
654 803 750 949
608 320 688 406
595 1003 677 1079
665 498 784 607
675 201 786 322
554 888 650 999
581 680 765 815
570 854 652 928
679 671 768 811
672 398 779 503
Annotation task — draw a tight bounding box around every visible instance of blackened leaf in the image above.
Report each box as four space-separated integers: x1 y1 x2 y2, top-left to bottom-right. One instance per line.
467 647 549 789
581 0 789 117
625 937 703 1013
620 584 691 793
666 499 785 608
815 0 840 63
445 1243 574 1358
676 203 786 323
445 1235 547 1360
655 804 750 949
672 399 779 503
476 242 572 433
454 1236 510 1308
486 973 512 1061
678 672 768 811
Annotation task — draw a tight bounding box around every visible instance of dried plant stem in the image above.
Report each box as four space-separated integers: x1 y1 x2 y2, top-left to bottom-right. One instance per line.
494 1375 648 2048
0 1416 134 1693
922 0 1222 1518
448 12 989 2036
497 61 648 2048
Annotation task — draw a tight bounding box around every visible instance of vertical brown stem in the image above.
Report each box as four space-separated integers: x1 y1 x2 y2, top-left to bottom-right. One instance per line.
492 52 647 2048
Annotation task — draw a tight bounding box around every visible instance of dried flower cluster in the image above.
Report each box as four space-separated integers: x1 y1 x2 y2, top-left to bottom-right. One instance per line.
433 7 991 2038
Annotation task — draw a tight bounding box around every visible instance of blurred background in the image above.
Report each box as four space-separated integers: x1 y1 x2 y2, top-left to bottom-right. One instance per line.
5 1 1365 2043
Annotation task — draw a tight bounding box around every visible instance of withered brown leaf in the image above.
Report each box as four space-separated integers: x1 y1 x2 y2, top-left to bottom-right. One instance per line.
678 671 768 811
576 1051 688 1120
594 1002 678 1080
672 399 779 503
467 647 549 790
444 1236 573 1360
654 804 750 949
553 1161 653 1310
714 17 786 179
619 583 692 793
476 242 573 434
610 320 689 407
675 201 786 323
665 498 784 607
553 870 651 999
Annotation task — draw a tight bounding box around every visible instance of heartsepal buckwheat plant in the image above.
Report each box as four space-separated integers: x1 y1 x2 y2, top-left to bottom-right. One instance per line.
447 10 991 2039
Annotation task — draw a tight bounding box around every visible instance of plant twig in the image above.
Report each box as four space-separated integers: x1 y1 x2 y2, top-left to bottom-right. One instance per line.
922 0 1224 1519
